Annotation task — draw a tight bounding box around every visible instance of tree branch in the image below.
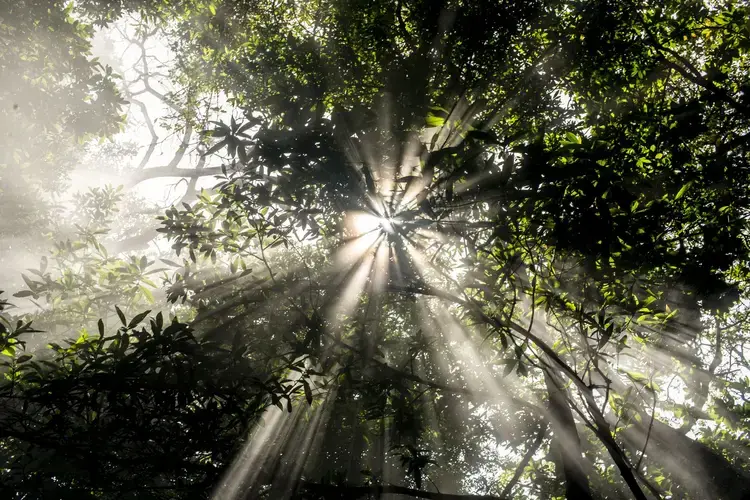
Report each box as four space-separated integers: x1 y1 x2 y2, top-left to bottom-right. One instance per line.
126 166 225 187
624 0 750 119
165 123 194 170
128 98 158 170
498 424 547 498
398 285 649 500
301 482 506 500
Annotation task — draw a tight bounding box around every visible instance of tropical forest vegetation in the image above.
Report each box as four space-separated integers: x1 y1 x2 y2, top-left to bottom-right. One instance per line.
2 0 750 499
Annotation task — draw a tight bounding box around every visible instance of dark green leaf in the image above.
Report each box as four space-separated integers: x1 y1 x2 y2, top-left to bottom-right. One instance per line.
115 306 126 326
128 310 151 329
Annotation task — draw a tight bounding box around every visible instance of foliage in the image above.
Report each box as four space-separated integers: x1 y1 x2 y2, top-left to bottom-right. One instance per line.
0 292 312 499
0 0 127 288
4 0 750 499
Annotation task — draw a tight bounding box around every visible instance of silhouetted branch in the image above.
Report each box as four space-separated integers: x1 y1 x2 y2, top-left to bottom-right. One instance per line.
498 424 546 498
301 482 506 499
395 285 649 500
625 0 750 119
128 98 158 170
636 390 658 470
127 165 224 187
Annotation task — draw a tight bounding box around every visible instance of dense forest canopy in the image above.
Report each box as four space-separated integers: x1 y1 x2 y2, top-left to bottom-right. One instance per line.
2 0 750 499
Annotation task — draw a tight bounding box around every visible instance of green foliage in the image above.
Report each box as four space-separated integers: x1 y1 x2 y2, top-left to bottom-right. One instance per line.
0 1 127 285
5 0 750 499
0 292 311 499
10 189 159 342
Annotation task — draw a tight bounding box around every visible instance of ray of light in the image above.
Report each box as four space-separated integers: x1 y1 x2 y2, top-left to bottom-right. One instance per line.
415 297 607 492
212 372 338 499
329 250 377 328
401 236 459 289
453 167 508 196
421 300 519 402
373 94 398 201
336 211 385 267
211 405 291 499
263 384 340 498
348 211 386 238
371 238 390 295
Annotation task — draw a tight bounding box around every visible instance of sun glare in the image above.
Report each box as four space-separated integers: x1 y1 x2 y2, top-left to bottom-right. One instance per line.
349 211 396 236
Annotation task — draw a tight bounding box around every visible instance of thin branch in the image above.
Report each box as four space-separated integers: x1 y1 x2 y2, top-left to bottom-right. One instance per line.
498 424 547 498
708 317 723 374
128 99 158 170
635 389 657 470
165 123 194 170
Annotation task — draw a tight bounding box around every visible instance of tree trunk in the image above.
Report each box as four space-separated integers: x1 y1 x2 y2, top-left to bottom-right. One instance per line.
601 365 750 499
544 369 593 500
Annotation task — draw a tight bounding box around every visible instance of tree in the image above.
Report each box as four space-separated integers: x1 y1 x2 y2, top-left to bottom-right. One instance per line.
0 290 309 499
0 0 126 289
3 0 750 499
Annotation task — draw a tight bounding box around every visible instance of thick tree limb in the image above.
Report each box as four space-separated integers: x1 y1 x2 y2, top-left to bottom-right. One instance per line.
301 482 506 500
112 229 160 253
657 56 750 119
127 166 225 187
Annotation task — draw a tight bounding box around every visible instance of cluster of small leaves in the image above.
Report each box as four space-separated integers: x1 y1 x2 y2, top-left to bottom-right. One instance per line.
12 230 160 329
0 297 316 499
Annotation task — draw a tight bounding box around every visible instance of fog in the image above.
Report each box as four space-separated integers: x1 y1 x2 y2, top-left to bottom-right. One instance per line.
0 19 218 293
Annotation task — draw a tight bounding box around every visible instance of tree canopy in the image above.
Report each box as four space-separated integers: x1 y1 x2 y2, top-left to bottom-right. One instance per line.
3 1 750 499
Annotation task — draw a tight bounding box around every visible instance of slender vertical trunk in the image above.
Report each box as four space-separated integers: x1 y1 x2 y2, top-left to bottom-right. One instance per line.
544 369 593 500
